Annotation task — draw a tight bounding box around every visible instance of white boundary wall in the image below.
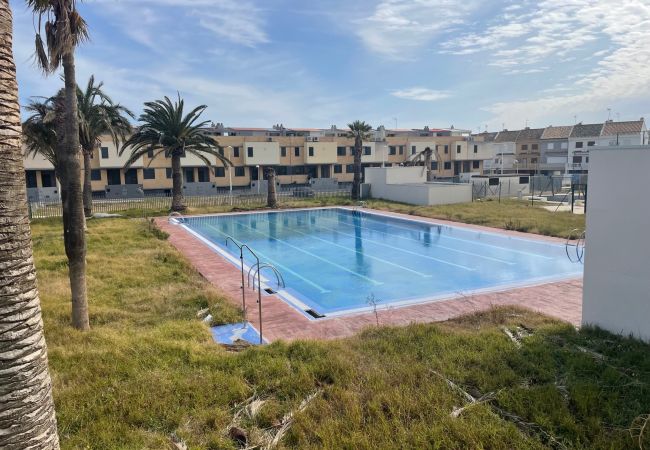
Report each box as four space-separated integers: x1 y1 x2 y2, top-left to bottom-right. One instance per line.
582 146 650 341
365 167 472 206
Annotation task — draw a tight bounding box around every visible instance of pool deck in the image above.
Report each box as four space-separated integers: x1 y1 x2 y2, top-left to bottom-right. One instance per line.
155 207 583 342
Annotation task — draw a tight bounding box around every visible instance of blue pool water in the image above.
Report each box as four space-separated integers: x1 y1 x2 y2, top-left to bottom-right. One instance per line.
181 208 583 317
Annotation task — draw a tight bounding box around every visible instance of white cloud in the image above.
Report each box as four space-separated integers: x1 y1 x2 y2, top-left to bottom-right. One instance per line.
356 0 479 59
391 87 450 101
439 0 650 127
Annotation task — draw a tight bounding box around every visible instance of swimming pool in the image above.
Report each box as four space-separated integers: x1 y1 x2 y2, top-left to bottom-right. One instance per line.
180 208 583 318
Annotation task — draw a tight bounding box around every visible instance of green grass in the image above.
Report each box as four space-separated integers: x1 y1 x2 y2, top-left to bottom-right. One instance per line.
363 198 585 238
32 217 648 449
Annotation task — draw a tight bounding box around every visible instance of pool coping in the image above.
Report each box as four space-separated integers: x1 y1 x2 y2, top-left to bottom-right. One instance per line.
156 207 583 342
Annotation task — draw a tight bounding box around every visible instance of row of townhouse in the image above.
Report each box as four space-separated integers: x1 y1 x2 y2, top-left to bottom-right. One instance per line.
24 124 493 199
482 118 647 176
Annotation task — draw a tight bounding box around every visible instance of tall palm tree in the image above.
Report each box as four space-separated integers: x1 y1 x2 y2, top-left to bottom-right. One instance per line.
265 167 278 208
77 75 134 217
28 0 90 330
22 96 59 174
348 120 373 200
0 2 60 447
120 95 231 212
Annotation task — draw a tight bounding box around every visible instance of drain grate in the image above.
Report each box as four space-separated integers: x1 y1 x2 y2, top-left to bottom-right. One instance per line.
264 288 276 294
305 309 325 319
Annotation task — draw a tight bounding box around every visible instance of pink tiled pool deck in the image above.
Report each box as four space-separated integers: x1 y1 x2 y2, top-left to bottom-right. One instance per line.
155 208 583 342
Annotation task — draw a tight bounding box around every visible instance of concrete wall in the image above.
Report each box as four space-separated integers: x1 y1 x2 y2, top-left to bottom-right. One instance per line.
243 141 280 165
582 146 650 341
365 167 472 206
304 142 337 164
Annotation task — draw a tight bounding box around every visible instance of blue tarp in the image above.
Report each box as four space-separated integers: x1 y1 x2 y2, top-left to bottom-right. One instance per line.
211 322 265 345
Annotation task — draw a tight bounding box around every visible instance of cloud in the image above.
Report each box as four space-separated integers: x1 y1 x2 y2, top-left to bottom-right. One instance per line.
356 0 479 59
438 0 650 127
391 88 451 101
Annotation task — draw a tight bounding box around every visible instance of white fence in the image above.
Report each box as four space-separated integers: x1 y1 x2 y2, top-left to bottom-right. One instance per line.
28 188 350 219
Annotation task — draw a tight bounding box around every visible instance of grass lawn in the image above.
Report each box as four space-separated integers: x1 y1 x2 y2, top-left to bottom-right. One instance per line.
32 217 647 449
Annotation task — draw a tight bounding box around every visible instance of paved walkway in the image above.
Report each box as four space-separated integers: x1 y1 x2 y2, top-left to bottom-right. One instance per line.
156 208 583 342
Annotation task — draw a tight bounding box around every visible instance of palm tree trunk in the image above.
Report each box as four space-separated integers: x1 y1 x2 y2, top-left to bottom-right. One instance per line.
266 167 278 208
352 136 362 200
59 50 90 330
0 3 60 447
171 153 186 212
82 148 93 217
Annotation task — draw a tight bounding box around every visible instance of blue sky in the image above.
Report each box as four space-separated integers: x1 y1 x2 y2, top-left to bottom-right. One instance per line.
10 0 650 132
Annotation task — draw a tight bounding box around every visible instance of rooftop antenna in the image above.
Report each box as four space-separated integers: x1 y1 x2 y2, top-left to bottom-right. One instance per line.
574 115 577 124
607 108 612 120
525 119 529 128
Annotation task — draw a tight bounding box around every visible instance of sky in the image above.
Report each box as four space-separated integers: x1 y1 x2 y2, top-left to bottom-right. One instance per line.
9 0 650 132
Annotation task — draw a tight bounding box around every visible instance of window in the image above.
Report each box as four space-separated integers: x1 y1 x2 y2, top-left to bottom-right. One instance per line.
547 143 554 150
143 168 156 180
334 164 342 174
519 176 530 184
292 166 306 175
308 146 314 157
472 160 480 169
235 167 245 177
197 167 209 182
166 168 172 179
575 141 584 148
294 147 300 157
26 171 37 188
444 145 449 154
586 156 589 163
218 148 224 156
399 146 404 155
444 161 451 170
411 146 416 154
184 168 195 183
573 156 582 163
389 146 396 155
276 166 288 176
532 144 538 150
100 147 109 159
247 147 254 157
363 146 371 155
337 146 346 156
233 147 240 157
457 145 461 154
521 144 528 151
531 158 537 164
91 169 102 181
349 146 355 155
431 161 438 170
474 145 478 153
587 141 596 147
346 164 355 173
124 169 138 185
214 167 225 177
41 171 55 188
147 149 154 158
281 147 287 157
561 142 568 149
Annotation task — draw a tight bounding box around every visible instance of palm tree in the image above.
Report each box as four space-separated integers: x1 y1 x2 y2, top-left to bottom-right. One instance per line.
265 167 278 208
28 0 90 330
120 95 232 212
77 75 134 217
22 96 59 174
0 2 60 447
348 120 373 200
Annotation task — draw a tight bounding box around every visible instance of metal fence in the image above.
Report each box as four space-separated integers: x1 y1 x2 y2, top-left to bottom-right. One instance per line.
28 188 351 219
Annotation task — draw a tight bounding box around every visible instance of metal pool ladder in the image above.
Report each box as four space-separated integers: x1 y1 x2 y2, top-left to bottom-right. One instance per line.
225 236 285 344
565 228 586 264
